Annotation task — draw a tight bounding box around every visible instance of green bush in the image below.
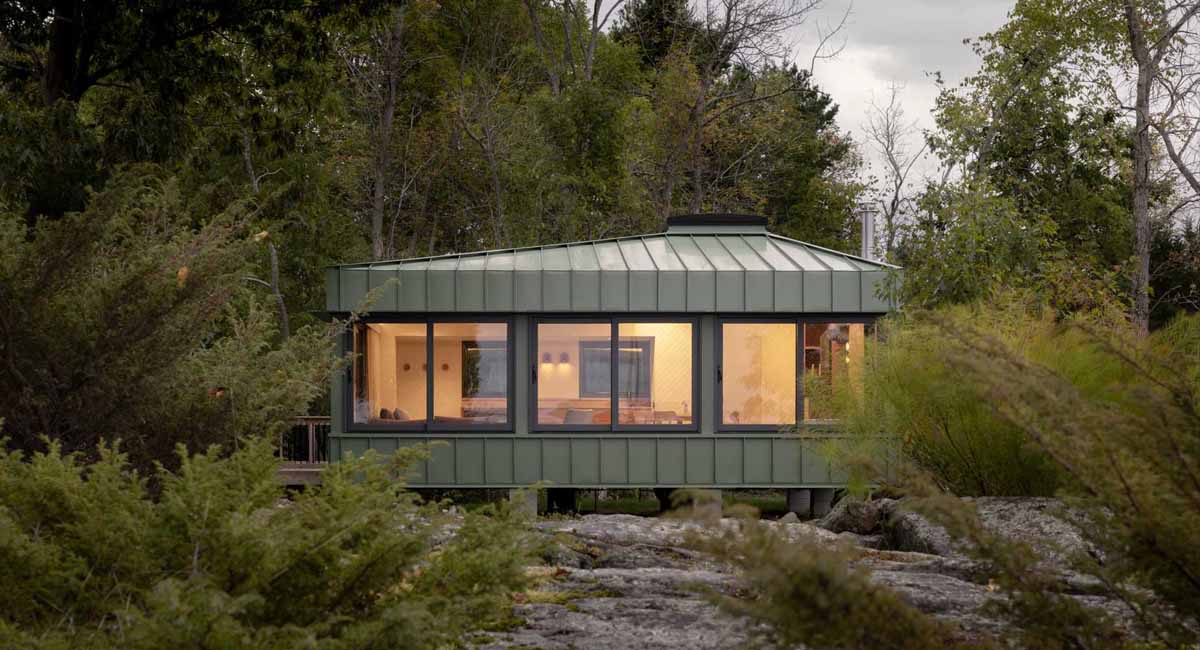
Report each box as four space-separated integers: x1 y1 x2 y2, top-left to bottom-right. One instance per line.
833 296 1066 496
932 309 1200 645
0 168 337 472
692 516 990 650
0 437 532 649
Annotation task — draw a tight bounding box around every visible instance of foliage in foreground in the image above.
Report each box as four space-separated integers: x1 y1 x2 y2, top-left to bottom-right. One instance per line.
833 296 1084 496
693 515 991 650
0 438 532 649
805 299 1200 647
930 307 1200 646
0 168 337 472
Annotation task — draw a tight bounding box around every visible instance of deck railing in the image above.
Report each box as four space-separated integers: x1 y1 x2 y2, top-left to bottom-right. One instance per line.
281 416 330 464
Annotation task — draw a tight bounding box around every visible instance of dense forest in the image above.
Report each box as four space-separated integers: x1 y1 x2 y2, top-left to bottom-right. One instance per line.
2 0 1200 648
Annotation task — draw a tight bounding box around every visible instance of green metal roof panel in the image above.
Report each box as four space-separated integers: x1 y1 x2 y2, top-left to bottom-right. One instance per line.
693 236 742 270
643 237 686 270
593 241 627 270
327 226 897 313
718 236 772 270
514 249 541 270
568 244 600 270
667 236 715 270
617 239 655 269
542 247 571 271
810 248 858 271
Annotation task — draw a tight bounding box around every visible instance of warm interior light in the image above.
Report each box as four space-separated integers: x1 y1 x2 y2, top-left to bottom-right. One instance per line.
558 351 570 364
542 352 552 363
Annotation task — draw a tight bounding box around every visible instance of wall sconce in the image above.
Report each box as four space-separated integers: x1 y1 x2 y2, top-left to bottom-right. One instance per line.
441 363 450 371
541 352 552 363
403 363 411 371
558 351 570 364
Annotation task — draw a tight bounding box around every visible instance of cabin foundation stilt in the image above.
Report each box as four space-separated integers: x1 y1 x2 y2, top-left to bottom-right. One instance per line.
812 488 835 517
787 488 813 517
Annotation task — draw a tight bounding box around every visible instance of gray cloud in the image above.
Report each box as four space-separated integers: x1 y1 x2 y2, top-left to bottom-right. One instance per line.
791 0 1013 178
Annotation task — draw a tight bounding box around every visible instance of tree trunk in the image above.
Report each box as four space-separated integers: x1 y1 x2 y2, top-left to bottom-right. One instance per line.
44 0 79 104
687 80 709 213
484 143 506 247
1124 0 1153 336
241 127 260 195
524 0 560 95
372 73 397 260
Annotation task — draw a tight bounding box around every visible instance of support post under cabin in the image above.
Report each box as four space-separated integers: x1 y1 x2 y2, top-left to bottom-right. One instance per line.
787 488 813 517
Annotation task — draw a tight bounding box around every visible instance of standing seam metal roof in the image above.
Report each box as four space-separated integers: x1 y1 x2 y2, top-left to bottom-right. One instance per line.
326 230 898 314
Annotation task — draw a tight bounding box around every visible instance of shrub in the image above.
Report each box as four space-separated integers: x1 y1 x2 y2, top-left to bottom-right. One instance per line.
833 295 1066 496
934 310 1200 645
0 437 532 649
692 516 992 650
0 168 336 472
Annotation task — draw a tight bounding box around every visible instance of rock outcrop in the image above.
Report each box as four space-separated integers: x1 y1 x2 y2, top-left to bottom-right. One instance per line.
476 499 1126 650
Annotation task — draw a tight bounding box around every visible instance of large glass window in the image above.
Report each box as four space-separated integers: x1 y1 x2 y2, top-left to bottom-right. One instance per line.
618 322 693 426
352 323 427 425
349 320 510 429
434 322 509 425
721 322 797 426
536 322 612 426
535 320 696 428
803 322 866 421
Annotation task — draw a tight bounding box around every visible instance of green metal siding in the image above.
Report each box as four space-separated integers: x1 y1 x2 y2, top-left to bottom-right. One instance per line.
328 434 846 487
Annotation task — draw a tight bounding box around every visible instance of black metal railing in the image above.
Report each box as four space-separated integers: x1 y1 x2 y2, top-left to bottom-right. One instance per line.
281 417 330 463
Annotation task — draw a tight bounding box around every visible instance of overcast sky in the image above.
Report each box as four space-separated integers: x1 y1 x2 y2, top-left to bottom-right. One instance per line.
792 0 1014 179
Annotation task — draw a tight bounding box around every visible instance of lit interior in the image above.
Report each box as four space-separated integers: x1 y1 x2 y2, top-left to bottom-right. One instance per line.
803 322 865 421
721 323 797 425
353 323 427 424
352 322 509 425
617 322 693 425
535 322 694 426
536 322 612 425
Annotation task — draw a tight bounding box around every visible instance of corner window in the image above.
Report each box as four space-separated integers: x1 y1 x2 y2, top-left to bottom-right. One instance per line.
720 322 797 426
535 319 696 429
803 322 866 422
352 323 428 426
349 320 511 430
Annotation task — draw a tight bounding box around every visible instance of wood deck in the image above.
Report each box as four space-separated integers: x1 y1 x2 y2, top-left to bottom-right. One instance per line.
279 461 325 485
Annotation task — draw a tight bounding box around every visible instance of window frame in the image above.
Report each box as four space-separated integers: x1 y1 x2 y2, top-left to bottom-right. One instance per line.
343 315 515 433
531 315 700 433
715 315 878 433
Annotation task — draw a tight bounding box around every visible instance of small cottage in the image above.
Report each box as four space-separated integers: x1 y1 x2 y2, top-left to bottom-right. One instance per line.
323 214 898 514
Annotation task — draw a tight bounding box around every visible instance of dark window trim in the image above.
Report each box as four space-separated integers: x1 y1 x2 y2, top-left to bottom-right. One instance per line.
344 316 515 433
532 316 701 433
715 315 879 433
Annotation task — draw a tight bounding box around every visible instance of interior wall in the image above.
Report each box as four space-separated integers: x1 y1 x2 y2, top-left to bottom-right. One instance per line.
619 322 693 416
365 324 425 420
536 323 610 403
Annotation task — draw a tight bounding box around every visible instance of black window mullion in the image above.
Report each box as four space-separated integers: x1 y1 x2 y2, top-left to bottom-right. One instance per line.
610 320 618 430
796 320 804 425
425 321 434 430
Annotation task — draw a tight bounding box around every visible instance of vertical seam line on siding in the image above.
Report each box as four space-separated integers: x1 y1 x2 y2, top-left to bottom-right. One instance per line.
592 241 602 312
637 237 659 311
661 236 687 312
612 240 632 311
688 235 718 311
712 236 746 312
738 234 777 311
